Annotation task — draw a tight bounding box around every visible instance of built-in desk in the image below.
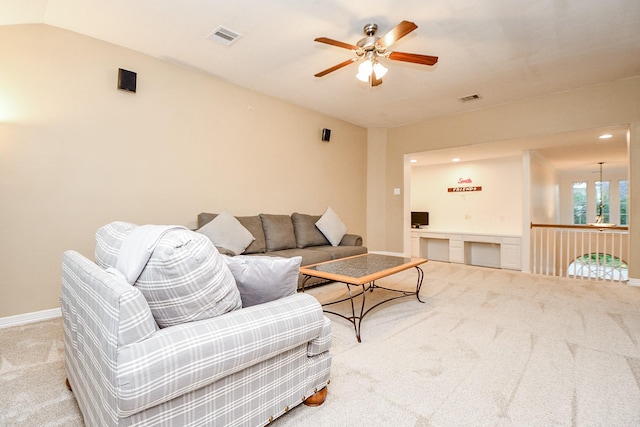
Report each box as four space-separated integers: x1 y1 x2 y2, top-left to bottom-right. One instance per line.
410 230 522 270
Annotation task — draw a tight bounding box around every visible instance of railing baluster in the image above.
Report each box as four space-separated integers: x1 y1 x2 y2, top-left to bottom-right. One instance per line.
551 228 555 276
559 229 564 278
532 227 538 275
545 228 550 276
573 231 582 277
618 232 623 281
613 232 616 281
583 231 598 280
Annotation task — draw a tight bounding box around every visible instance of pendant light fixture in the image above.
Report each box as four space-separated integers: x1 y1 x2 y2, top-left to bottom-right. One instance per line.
590 161 616 227
595 162 605 224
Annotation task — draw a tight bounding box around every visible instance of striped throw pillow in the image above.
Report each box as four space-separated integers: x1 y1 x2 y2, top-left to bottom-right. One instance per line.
135 229 242 327
95 221 138 269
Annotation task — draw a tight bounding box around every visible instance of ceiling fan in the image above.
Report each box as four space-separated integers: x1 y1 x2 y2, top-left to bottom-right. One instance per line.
314 20 438 87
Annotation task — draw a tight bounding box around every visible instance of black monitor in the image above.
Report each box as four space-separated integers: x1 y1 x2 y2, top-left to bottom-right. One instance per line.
411 211 429 228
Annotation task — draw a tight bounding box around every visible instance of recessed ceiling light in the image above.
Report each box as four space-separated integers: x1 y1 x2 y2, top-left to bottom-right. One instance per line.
410 159 417 163
599 134 613 139
452 158 460 162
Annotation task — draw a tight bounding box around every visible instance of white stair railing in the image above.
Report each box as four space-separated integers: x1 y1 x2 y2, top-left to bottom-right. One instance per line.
530 223 629 282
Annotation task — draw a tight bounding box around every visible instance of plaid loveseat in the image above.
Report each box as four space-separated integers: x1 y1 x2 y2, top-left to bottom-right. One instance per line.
60 250 332 426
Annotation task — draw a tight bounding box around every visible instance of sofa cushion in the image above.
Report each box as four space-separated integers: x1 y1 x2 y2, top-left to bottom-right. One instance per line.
197 210 255 255
291 213 330 248
95 221 138 269
135 229 242 328
311 244 368 260
315 207 348 246
223 255 301 308
197 212 217 228
236 215 266 254
260 248 332 268
259 214 297 251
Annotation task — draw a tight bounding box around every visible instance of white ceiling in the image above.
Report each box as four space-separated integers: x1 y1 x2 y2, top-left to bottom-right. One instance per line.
2 0 638 170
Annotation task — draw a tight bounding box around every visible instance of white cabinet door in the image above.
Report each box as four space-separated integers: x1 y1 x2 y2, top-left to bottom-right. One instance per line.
449 237 464 264
501 243 521 270
411 236 420 258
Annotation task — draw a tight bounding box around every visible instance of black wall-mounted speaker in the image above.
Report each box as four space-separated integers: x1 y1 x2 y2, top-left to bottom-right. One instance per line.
321 128 331 142
118 68 137 93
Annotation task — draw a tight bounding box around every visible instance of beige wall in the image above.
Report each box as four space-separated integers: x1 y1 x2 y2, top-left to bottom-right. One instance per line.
410 156 523 235
529 151 559 224
366 128 387 251
0 24 367 318
381 77 640 279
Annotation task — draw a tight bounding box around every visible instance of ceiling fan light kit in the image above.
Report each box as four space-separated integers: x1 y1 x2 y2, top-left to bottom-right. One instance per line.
356 59 387 82
314 20 438 87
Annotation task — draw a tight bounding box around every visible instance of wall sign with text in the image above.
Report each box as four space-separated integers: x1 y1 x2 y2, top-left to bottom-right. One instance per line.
448 177 482 192
448 186 482 192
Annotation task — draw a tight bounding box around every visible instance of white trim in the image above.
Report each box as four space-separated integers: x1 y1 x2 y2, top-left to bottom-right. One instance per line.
0 307 62 329
628 278 640 287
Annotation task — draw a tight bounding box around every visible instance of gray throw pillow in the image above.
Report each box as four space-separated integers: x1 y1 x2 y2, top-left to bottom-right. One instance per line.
223 255 301 308
291 213 330 248
259 214 297 251
316 207 348 246
197 210 255 255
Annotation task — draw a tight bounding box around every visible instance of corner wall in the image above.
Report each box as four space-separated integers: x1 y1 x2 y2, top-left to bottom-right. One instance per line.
366 128 388 251
0 24 367 318
529 151 559 224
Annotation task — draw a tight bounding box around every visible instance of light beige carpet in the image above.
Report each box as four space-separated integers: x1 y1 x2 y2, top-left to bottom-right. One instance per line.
2 261 640 426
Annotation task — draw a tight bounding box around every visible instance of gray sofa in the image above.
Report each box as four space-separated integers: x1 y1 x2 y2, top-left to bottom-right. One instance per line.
197 212 367 287
60 225 332 426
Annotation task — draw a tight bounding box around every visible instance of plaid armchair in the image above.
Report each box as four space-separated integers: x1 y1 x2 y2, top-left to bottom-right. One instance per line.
60 250 331 426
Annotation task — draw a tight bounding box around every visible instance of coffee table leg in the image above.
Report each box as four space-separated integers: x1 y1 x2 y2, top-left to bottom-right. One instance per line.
349 283 367 343
301 275 311 293
415 266 425 303
319 283 368 343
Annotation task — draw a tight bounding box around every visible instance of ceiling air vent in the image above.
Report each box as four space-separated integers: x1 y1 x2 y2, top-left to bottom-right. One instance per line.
458 94 481 102
207 26 242 46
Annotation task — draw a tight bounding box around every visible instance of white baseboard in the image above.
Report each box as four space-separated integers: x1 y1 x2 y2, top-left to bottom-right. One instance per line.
0 307 62 329
628 278 640 287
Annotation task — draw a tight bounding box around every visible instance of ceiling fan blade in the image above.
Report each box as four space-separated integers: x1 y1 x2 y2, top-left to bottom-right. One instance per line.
388 51 439 66
314 37 360 51
314 58 357 77
377 20 418 49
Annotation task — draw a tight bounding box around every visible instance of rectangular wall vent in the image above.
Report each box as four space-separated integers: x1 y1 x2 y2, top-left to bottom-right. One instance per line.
207 26 243 46
458 94 481 102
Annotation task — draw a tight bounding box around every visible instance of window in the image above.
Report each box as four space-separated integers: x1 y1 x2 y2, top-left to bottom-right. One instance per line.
595 180 610 223
572 181 587 224
619 180 629 225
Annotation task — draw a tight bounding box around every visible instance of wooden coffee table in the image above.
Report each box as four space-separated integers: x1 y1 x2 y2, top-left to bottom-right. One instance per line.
300 253 427 342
